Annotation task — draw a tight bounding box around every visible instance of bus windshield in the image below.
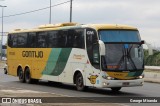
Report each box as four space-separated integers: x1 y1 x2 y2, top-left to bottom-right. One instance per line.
99 30 141 43
99 30 144 71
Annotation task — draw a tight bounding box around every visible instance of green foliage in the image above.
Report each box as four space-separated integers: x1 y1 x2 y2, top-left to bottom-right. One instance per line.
144 49 160 66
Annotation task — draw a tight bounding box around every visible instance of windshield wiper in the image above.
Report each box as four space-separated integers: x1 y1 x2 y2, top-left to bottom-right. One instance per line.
116 44 137 70
116 44 126 70
127 45 137 70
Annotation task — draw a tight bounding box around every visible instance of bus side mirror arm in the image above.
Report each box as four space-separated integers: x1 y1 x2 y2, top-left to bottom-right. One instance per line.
99 40 106 55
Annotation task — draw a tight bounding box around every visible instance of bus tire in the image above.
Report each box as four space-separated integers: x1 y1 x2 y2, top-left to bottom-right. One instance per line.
18 67 25 83
25 68 33 84
4 68 7 74
111 87 121 92
76 73 87 91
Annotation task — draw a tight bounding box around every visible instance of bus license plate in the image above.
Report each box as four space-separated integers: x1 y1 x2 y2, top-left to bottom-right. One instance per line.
123 82 130 86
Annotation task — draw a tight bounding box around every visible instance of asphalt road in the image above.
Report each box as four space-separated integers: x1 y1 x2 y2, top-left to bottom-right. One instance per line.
0 69 160 106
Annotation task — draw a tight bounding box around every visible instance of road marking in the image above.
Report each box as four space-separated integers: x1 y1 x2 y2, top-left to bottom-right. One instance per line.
119 104 130 106
0 85 72 97
0 80 18 83
0 89 48 93
0 81 10 82
51 93 73 97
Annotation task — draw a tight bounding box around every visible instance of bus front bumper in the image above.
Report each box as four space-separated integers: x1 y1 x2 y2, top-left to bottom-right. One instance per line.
101 78 144 88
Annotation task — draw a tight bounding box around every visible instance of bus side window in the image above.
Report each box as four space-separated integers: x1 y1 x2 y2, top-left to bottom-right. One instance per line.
58 30 68 48
8 34 13 47
48 31 58 48
86 28 100 69
12 34 18 48
17 33 27 48
67 30 74 48
74 29 85 48
28 32 36 48
67 29 85 48
37 32 47 48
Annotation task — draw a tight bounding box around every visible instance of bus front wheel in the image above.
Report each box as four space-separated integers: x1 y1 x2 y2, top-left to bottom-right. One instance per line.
18 68 25 83
76 73 87 91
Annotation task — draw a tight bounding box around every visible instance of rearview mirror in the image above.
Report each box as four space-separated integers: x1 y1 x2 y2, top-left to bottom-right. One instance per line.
99 40 105 55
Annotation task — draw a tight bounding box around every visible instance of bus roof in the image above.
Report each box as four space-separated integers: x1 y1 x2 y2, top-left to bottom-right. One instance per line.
83 24 138 30
9 22 138 34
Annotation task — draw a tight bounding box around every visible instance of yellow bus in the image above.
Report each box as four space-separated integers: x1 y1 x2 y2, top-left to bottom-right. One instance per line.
7 22 146 91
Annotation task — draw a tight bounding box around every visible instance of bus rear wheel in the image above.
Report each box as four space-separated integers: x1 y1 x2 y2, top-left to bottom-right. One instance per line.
76 73 87 91
18 68 25 83
111 87 121 92
25 68 33 84
25 68 38 84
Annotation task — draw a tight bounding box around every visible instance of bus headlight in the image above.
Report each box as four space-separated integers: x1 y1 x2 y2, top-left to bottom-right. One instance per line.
102 75 114 80
106 76 114 80
106 76 113 80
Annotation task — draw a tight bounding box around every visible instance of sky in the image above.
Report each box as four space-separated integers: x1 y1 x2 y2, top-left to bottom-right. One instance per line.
0 0 160 47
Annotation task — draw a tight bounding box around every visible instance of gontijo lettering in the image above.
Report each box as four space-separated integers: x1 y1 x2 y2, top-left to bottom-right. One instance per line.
22 51 43 58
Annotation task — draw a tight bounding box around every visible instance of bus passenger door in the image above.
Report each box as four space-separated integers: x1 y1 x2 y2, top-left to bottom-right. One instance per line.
85 28 101 87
